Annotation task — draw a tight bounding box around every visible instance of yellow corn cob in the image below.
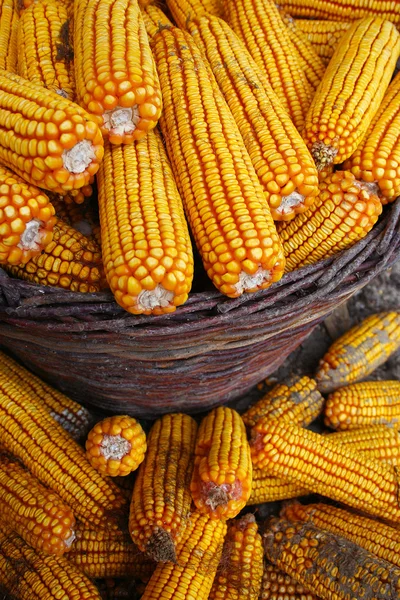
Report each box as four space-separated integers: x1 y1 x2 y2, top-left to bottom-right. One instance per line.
141 4 173 40
0 372 127 528
153 27 285 297
0 164 57 266
17 0 74 100
68 522 156 580
166 0 224 28
260 562 318 600
141 513 227 600
277 8 326 90
325 381 400 430
223 0 313 130
242 375 324 428
344 72 400 203
272 0 400 23
0 523 102 600
86 415 147 477
282 501 400 569
97 134 194 315
0 351 92 441
4 219 105 293
74 0 162 144
191 407 252 520
187 15 319 221
248 472 309 505
129 413 198 563
0 453 75 556
0 70 103 193
295 19 351 64
315 312 400 393
250 419 400 522
303 18 400 170
0 0 18 71
277 171 382 273
264 517 400 600
209 514 263 600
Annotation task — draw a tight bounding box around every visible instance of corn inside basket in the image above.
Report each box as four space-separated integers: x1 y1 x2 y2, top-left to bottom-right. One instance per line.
1 198 399 418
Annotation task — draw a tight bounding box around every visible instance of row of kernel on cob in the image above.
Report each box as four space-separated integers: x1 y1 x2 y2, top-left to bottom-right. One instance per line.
0 0 398 313
0 310 400 598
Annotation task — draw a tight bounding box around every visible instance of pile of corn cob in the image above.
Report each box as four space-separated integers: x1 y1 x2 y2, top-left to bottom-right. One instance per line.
0 0 398 314
1 310 400 599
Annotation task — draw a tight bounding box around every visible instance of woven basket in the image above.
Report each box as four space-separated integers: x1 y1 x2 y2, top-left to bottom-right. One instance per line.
1 198 400 418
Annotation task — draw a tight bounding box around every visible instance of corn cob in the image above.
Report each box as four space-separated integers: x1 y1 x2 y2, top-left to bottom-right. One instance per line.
187 15 319 221
0 453 75 556
344 72 400 203
0 164 57 266
0 0 18 71
242 375 324 428
209 514 263 600
68 522 156 580
129 413 198 563
191 407 252 520
4 219 105 293
86 415 147 476
17 0 74 100
141 513 227 600
250 419 400 522
0 372 127 528
166 0 224 28
260 562 317 600
248 472 309 505
303 18 400 170
272 0 400 24
97 134 194 315
282 501 400 569
277 171 382 273
315 312 400 393
0 351 92 441
74 0 162 144
153 27 285 297
0 523 102 600
224 0 313 130
295 19 351 64
141 4 173 41
264 517 400 600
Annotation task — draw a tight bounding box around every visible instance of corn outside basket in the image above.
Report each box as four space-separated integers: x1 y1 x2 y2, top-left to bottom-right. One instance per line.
0 198 400 419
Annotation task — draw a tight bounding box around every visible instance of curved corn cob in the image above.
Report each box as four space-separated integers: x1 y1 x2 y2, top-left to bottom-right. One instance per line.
250 419 400 522
86 415 147 476
141 513 227 600
209 514 263 600
153 27 285 297
97 134 193 315
0 454 75 556
0 0 18 71
295 19 351 64
264 517 400 600
271 0 400 23
4 219 105 293
166 0 224 28
0 164 57 266
68 522 156 579
303 18 400 170
0 351 92 441
17 0 75 100
74 0 162 144
261 562 317 600
141 4 173 40
344 72 400 203
277 171 382 273
187 15 319 221
325 381 400 430
315 312 400 393
242 375 324 428
0 373 127 528
223 0 313 130
0 524 102 600
191 407 252 519
282 501 400 569
129 413 198 563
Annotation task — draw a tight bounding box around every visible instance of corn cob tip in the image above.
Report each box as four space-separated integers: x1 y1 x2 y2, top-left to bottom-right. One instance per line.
62 140 98 174
18 218 49 251
137 284 175 311
234 267 273 295
273 192 305 219
146 526 177 563
103 106 140 140
311 141 338 170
